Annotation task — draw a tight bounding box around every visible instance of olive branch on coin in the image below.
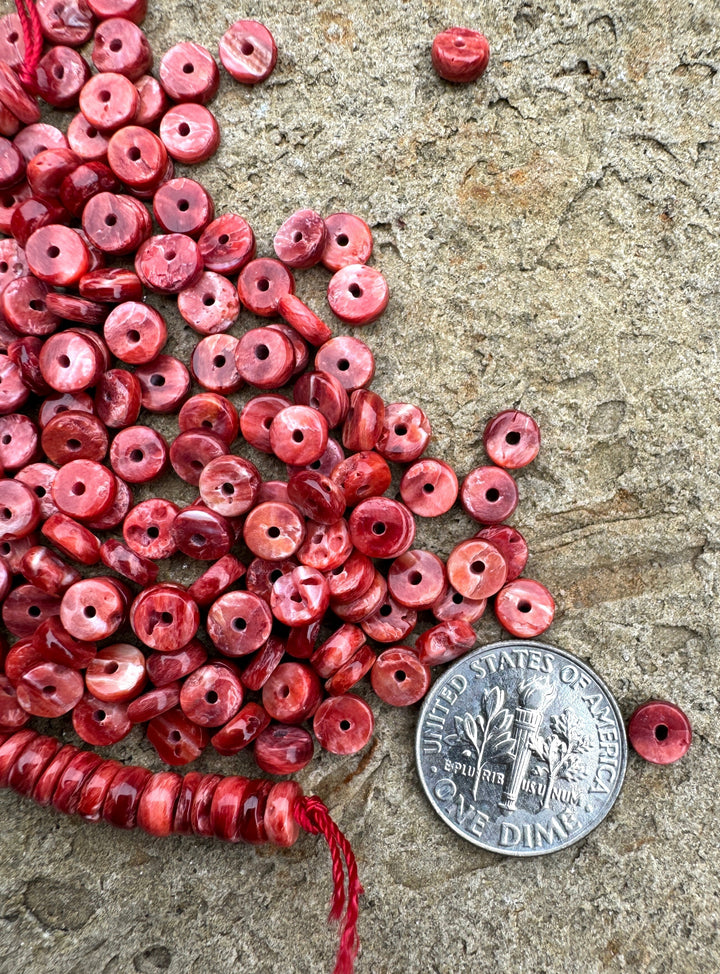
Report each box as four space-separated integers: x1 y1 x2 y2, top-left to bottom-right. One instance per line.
529 710 591 809
446 687 515 800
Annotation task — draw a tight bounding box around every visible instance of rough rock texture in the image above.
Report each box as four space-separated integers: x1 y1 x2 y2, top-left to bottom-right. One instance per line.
1 1 719 973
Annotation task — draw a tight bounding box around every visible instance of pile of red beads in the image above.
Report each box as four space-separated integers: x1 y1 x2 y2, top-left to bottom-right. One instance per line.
0 3 554 783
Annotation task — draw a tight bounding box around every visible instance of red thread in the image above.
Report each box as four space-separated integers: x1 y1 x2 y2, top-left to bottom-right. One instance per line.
14 0 43 92
295 795 363 974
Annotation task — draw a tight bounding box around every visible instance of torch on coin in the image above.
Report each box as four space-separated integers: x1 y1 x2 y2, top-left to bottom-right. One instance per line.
499 676 557 811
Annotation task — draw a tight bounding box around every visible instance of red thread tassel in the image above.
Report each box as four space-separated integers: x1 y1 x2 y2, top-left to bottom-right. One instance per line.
294 795 363 974
14 0 43 91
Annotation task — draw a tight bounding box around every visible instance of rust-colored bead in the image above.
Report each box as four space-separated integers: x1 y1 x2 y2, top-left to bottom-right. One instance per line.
296 517 352 572
171 503 235 561
310 624 366 679
17 660 84 717
415 620 476 666
32 615 96 669
431 583 487 625
6 734 60 795
484 409 541 469
270 405 329 465
209 775 249 843
41 410 108 466
331 568 386 624
135 354 191 413
342 389 385 453
349 497 416 559
325 644 376 696
76 758 122 821
126 682 180 723
241 635 285 691
361 593 416 644
134 73 169 126
278 294 332 347
107 125 167 192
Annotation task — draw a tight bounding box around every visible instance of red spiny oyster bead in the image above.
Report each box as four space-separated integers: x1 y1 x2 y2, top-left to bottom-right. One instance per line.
1 533 41 576
51 459 115 519
7 734 60 794
123 497 179 558
324 644 376 696
131 585 199 652
342 389 385 453
240 393 291 452
92 17 152 79
134 73 169 126
145 639 206 687
187 554 246 607
110 425 167 482
235 326 294 389
39 331 102 393
474 525 528 582
0 14 26 73
265 781 302 847
209 775 249 842
3 584 61 637
199 213 254 274
160 42 219 104
52 751 103 815
0 139 25 191
135 354 191 413
0 675 31 729
287 470 345 524
2 277 58 338
8 335 51 396
313 694 374 755
0 357 32 417
0 480 40 540
0 238 30 293
180 662 244 727
67 112 110 161
371 648 431 706
387 549 446 609
60 577 126 641
377 402 432 463
400 457 458 517
256 481 290 505
6 637 45 684
237 257 294 316
289 437 344 480
84 643 146 701
310 624 366 679
76 758 122 821
262 662 321 723
484 409 540 469
10 197 69 250
278 295 332 347
349 497 416 559
181 274 240 338
628 700 692 765
26 147 79 198
211 702 270 755
147 707 210 766
37 0 94 46
315 335 375 391
206 591 272 657
95 369 142 428
82 193 151 255
494 578 555 637
126 682 180 723
79 72 139 131
446 538 507 599
79 267 143 302
219 19 277 84
296 517 351 571
135 234 203 294
85 475 131 531
32 615 96 669
169 428 227 484
237 778 272 844
16 660 84 717
0 557 10 601
243 501 305 560
0 730 39 789
45 293 107 327
74 693 132 744
0 62 40 124
173 770 202 833
293 370 348 429
198 454 261 516
270 405 328 465
245 556 296 603
460 465 519 523
431 584 486 624
271 566 329 626
42 512 101 564
88 0 146 22
104 302 167 364
107 126 166 191
269 321 309 376
14 123 67 164
415 620 477 667
31 741 77 805
179 392 238 445
273 209 326 268
41 411 108 466
0 413 38 470
281 613 319 656
254 723 314 774
432 27 490 83
328 264 389 325
332 567 386 623
171 504 234 561
159 103 220 164
328 451 390 509
25 226 89 287
103 765 152 829
190 334 242 393
154 177 214 236
241 635 285 690
360 593 416 643
137 771 183 837
190 773 222 836
321 213 373 271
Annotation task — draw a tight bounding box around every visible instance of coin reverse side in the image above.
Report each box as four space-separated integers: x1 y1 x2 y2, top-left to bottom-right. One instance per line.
415 640 627 856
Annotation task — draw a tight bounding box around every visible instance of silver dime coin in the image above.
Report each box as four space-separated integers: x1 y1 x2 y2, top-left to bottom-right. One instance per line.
416 640 627 856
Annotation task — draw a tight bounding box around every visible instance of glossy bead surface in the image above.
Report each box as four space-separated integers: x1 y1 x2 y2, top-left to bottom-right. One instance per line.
160 42 219 104
0 138 25 191
330 451 390 509
235 326 294 389
293 371 348 431
39 331 102 394
79 71 139 131
76 758 122 821
123 497 179 558
41 411 108 466
32 615 96 669
0 14 26 74
286 470 345 525
41 512 101 565
460 465 519 523
131 585 199 652
431 584 487 625
189 773 221 835
199 213 254 274
0 479 40 540
332 568 386 623
0 62 40 124
349 497 415 559
92 17 152 79
180 661 244 727
237 257 294 316
7 734 59 793
328 263 388 325
179 393 238 445
274 209 326 268
475 525 528 582
361 593 416 644
324 644 376 696
219 20 277 84
628 701 692 765
169 428 226 484
2 276 58 338
241 635 285 691
110 424 167 482
484 409 541 469
310 624 366 679
159 103 220 164
103 765 152 829
87 0 146 22
209 775 249 843
67 112 110 161
187 554 246 608
135 354 190 413
400 458 457 517
154 177 214 237
145 639 206 687
135 234 203 295
52 751 103 815
278 294 332 347
342 389 385 452
198 454 260 516
103 302 167 364
31 741 76 805
126 682 180 723
3 584 61 637
446 538 507 600
0 413 37 471
313 693 374 755
270 405 328 465
377 402 431 463
371 648 431 706
325 550 374 605
315 335 374 391
37 0 94 46
432 27 490 83
82 192 151 255
265 781 302 847
134 73 169 126
494 578 555 638
60 577 126 641
10 197 69 250
262 662 321 724
26 147 80 199
211 702 270 755
254 723 314 775
0 730 39 789
95 369 142 428
171 504 234 561
271 566 329 626
296 517 351 571
206 591 272 658
387 549 446 609
0 675 31 730
51 459 115 519
146 707 209 765
321 213 373 271
137 771 182 837
25 226 89 287
191 334 242 393
84 643 146 702
17 661 84 717
22 545 81 598
242 501 305 560
239 394 291 453
415 620 476 666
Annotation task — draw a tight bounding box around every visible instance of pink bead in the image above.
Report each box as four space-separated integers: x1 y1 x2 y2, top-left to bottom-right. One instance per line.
474 525 528 581
342 389 385 452
241 635 285 691
135 354 190 413
0 63 40 124
110 424 167 482
254 724 313 775
321 213 373 271
20 545 79 598
265 781 302 847
245 556 297 603
17 661 84 717
79 267 142 302
160 43 219 104
0 14 26 73
60 577 126 641
219 20 277 84
179 392 238 445
325 644 376 696
206 591 272 658
0 182 30 234
296 517 351 571
13 123 67 164
327 263 388 325
146 708 209 766
3 584 61 637
315 335 375 391
181 272 240 334
145 639 206 687
37 0 94 46
85 643 146 701
198 453 261 516
79 72 139 132
126 682 180 723
310 624 366 679
103 765 152 829
242 501 305 560
198 213 255 274
237 257 294 316
432 27 490 83
190 334 243 392
494 578 555 638
67 112 110 161
159 103 220 164
239 393 291 452
180 662 244 727
293 370 348 430
278 294 332 347
349 497 415 559
169 428 227 485
2 276 58 338
40 411 108 466
628 701 692 765
39 331 103 394
371 648 431 706
446 538 507 600
0 730 39 789
95 368 142 428
0 479 40 540
332 568 386 623
387 549 446 609
51 458 116 519
400 457 458 517
286 469 345 525
0 413 38 470
274 209 326 268
431 584 486 625
173 771 202 833
483 409 541 468
26 147 80 198
271 565 329 626
313 693 374 754
460 465 519 523
25 226 89 287
10 197 69 250
235 326 294 389
211 702 270 755
415 620 476 666
330 451 391 508
262 662 321 724
360 593 416 644
289 436 345 480
82 192 151 255
135 233 203 294
134 73 169 126
87 0 146 23
325 550 374 604
103 302 167 364
268 321 309 376
153 177 214 237
123 497 179 558
137 771 183 837
189 773 221 836
92 18 152 79
377 402 431 463
31 740 76 805
131 585 199 652
269 405 328 465
187 554 246 608
107 126 167 193
0 137 24 190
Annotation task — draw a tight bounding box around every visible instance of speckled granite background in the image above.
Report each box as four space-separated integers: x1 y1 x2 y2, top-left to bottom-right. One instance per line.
1 0 719 972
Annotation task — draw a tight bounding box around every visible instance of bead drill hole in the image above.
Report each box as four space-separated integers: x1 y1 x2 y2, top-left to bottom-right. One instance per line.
0 262 6 273
312 533 323 544
372 522 386 535
67 438 81 450
47 246 60 259
336 234 349 247
267 526 281 538
379 604 392 617
204 294 216 306
213 355 226 367
7 31 18 42
169 730 181 743
99 90 111 103
241 40 254 55
232 617 247 631
205 690 218 703
452 593 464 604
485 488 500 502
409 571 422 585
655 724 669 741
71 482 85 495
290 593 302 603
190 534 205 546
35 487 46 497
178 198 189 211
165 251 176 261
29 299 45 311
83 605 97 618
161 612 173 624
127 146 141 161
394 424 407 436
394 670 407 682
218 233 229 245
257 278 270 292
58 355 70 368
423 483 435 493
517 600 532 613
129 449 144 462
337 358 349 371
270 570 282 582
28 605 41 617
280 685 290 698
454 38 466 47
505 431 521 445
105 661 118 673
293 231 303 242
1 509 10 519
1 435 11 445
471 560 486 574
348 283 362 298
339 719 351 731
310 460 321 469
127 329 140 343
54 65 64 79
93 710 106 722
221 482 235 495
292 430 304 442
105 213 117 226
147 525 159 538
178 122 190 136
109 38 123 52
43 685 56 694
182 62 194 73
149 374 165 386
255 344 269 360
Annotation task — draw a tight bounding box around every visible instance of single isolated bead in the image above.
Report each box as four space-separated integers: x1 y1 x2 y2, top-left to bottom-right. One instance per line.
274 209 326 268
627 700 692 765
494 578 554 638
313 694 374 755
446 538 507 600
315 335 375 391
460 465 519 523
327 263 389 325
322 213 373 271
160 43 219 104
219 20 277 84
484 409 540 469
432 27 490 83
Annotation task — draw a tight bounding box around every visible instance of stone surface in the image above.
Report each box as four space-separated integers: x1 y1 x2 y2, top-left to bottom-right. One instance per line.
1 0 720 972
